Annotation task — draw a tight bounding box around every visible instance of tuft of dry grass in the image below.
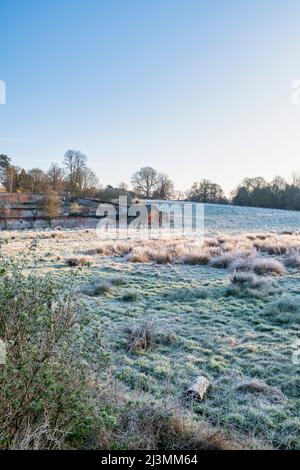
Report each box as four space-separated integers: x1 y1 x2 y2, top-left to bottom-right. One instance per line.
151 250 175 264
236 379 284 401
83 279 115 296
252 258 286 276
229 256 257 272
230 271 271 291
84 241 132 257
121 289 139 301
82 276 126 296
65 255 93 267
265 297 300 325
209 254 234 269
109 276 127 286
209 252 240 269
126 320 156 352
116 402 244 450
178 250 211 265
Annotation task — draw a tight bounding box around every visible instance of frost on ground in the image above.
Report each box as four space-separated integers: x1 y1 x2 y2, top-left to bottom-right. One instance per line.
1 227 300 449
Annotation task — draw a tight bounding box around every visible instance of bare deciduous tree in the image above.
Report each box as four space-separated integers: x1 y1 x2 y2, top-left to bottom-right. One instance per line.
4 165 19 192
0 155 11 185
131 166 158 198
154 173 175 200
118 182 129 192
63 150 87 194
47 163 65 192
27 168 50 193
81 167 99 195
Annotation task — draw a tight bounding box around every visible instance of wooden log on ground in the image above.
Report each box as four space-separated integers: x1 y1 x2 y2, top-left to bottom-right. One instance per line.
0 339 6 366
185 375 209 400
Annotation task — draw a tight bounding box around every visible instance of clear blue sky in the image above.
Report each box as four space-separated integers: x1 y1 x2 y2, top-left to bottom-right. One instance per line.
1 0 300 194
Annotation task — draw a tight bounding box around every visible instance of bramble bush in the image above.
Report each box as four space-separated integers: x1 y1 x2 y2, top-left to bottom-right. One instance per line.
0 246 114 449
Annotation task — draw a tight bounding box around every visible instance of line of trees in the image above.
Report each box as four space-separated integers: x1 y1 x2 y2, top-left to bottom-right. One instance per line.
0 150 99 196
1 151 300 211
231 175 300 210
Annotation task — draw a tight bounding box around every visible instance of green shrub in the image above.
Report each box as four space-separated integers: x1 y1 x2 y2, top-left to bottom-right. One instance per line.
0 251 111 449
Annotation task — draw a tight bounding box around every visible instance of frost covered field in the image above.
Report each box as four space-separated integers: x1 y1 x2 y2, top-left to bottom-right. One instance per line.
1 204 300 449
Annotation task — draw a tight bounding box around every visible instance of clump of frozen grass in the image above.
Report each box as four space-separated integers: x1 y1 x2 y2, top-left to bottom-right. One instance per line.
230 271 271 291
65 255 93 267
151 250 175 264
178 250 212 265
252 259 286 276
126 245 175 264
229 255 257 272
82 276 126 296
84 241 132 257
125 320 177 352
208 250 249 269
126 247 150 263
226 271 274 298
126 320 156 352
165 287 208 302
265 297 300 324
235 379 284 401
253 233 300 254
109 276 127 286
158 331 178 345
204 238 220 248
83 279 115 296
284 254 300 269
208 253 235 269
121 289 139 301
117 401 240 450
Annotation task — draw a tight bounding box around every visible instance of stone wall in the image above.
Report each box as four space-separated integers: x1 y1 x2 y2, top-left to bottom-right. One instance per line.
0 193 146 231
0 216 101 231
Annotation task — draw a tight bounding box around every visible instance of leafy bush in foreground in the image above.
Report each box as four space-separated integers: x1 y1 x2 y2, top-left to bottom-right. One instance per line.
0 250 109 449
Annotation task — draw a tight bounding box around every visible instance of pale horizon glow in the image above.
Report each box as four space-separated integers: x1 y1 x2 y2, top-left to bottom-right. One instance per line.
1 0 300 196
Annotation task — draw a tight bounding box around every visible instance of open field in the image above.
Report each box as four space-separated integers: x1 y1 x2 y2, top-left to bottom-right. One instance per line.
1 215 300 449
